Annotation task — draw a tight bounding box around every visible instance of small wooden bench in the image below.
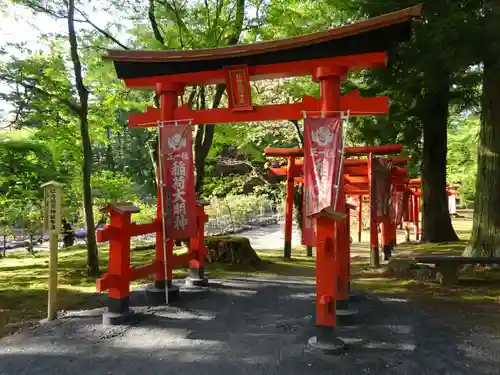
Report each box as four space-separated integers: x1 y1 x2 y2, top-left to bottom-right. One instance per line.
412 255 500 285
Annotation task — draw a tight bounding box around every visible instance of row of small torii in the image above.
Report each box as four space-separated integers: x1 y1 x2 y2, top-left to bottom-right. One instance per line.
264 144 422 264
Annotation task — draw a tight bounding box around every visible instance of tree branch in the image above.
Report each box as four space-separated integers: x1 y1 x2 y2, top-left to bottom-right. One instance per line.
158 0 188 48
148 0 165 46
68 1 88 111
0 73 81 113
75 8 129 50
289 120 304 147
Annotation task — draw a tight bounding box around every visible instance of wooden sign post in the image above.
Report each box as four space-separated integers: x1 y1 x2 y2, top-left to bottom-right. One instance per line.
41 181 64 321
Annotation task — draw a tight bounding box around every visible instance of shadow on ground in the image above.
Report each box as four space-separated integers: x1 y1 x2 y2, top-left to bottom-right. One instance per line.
1 278 498 375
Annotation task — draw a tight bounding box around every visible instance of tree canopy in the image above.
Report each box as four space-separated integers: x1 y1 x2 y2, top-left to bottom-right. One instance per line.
0 0 496 259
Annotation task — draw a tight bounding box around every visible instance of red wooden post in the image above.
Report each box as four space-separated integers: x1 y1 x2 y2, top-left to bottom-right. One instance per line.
154 185 165 288
368 153 380 267
284 156 295 258
414 193 420 241
336 183 349 308
345 203 352 292
96 203 139 324
148 83 183 303
358 195 363 242
308 67 346 351
408 191 414 239
187 200 210 286
107 210 131 304
403 190 410 242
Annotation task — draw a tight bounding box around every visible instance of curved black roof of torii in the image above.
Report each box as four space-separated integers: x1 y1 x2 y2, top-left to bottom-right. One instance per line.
104 5 422 80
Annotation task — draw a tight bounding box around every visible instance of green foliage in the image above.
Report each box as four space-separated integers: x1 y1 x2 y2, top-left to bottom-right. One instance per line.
91 170 140 207
447 116 480 203
0 0 488 243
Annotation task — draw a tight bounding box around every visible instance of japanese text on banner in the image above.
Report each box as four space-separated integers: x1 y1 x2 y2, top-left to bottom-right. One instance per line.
303 116 343 217
160 123 197 240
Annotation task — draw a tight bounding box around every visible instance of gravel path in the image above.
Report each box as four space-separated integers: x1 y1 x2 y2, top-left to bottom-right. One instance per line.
1 277 498 374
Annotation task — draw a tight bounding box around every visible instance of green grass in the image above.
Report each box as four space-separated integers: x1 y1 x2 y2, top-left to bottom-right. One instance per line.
394 240 467 257
2 211 499 336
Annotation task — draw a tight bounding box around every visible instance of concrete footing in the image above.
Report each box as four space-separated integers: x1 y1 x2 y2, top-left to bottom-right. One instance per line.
145 281 180 305
308 326 345 354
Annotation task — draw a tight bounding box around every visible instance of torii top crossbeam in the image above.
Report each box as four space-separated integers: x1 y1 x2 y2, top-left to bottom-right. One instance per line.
106 5 421 85
103 5 422 127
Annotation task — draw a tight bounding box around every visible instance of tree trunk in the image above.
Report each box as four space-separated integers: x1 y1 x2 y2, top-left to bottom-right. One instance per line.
105 126 114 170
420 74 459 242
68 0 99 274
466 0 500 256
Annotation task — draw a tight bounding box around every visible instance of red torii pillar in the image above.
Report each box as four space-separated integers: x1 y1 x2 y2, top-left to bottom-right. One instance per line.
358 195 363 242
265 153 303 257
267 153 408 251
309 66 346 350
409 178 421 241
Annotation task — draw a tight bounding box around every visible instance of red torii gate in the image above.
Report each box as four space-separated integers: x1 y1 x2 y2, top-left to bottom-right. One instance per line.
266 148 409 265
102 5 422 352
264 146 406 253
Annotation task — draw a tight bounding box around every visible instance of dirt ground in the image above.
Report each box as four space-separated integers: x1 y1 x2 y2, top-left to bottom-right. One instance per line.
1 277 500 375
2 209 500 374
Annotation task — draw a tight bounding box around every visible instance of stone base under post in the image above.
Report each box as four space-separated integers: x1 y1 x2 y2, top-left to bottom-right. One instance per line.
102 296 134 325
185 267 209 287
145 280 180 305
308 326 345 354
335 299 360 325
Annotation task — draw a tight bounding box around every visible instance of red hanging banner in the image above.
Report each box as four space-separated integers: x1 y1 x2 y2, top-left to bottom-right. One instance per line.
160 122 197 240
394 190 404 226
370 157 392 221
304 116 344 219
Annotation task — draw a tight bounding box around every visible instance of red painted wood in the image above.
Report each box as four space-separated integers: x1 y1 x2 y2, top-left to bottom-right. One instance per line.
189 204 209 270
358 195 363 242
130 221 161 237
130 262 161 280
336 183 349 302
314 73 343 328
129 92 388 127
264 147 405 158
284 157 296 255
368 153 379 266
96 273 118 292
107 212 131 299
173 253 190 266
315 216 336 326
122 53 387 88
414 194 420 241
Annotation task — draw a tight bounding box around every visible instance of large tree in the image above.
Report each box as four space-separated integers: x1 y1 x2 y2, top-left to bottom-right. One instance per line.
466 0 500 256
3 0 136 273
350 0 483 242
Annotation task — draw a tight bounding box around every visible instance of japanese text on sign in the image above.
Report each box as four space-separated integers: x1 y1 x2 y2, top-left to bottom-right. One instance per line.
42 182 62 235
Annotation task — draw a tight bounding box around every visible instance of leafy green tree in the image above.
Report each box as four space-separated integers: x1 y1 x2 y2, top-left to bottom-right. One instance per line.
346 0 482 242
447 115 479 203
